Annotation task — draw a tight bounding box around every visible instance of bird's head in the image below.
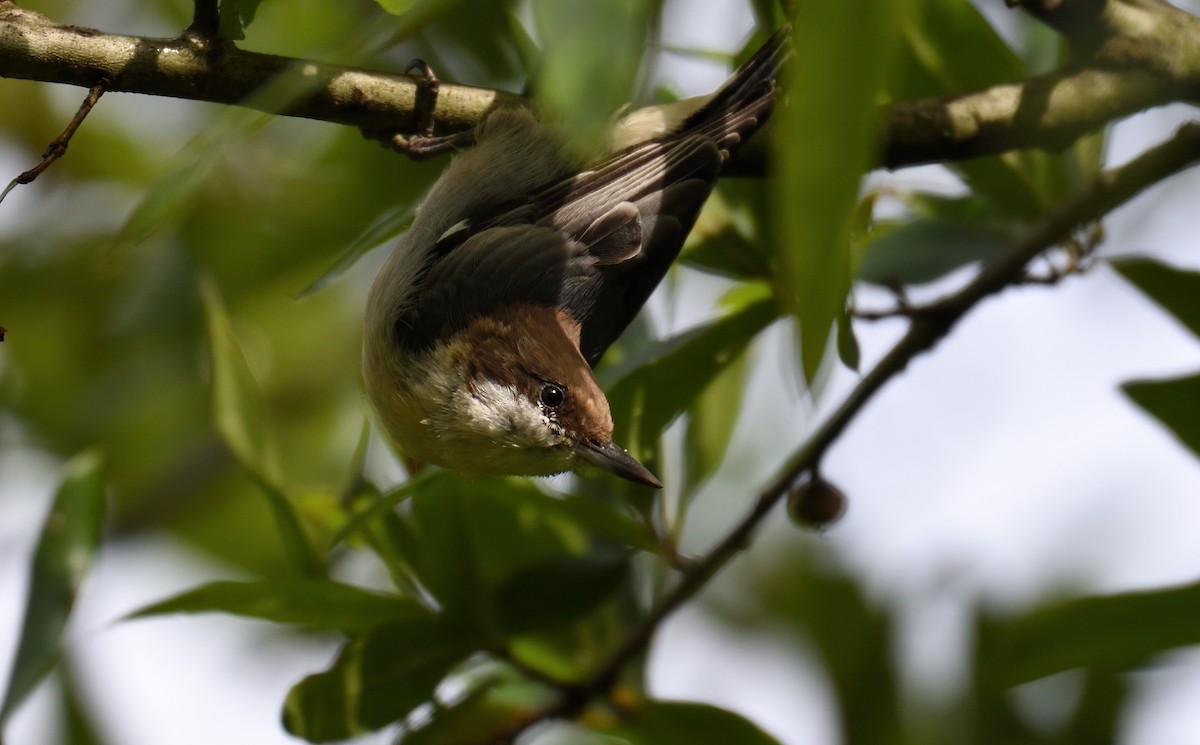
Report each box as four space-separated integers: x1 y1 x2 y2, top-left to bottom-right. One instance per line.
366 302 660 488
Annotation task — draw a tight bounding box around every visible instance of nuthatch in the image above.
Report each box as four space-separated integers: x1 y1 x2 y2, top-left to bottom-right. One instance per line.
364 29 787 488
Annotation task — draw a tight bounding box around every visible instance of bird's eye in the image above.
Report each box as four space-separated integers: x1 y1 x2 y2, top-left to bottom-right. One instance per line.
539 382 566 410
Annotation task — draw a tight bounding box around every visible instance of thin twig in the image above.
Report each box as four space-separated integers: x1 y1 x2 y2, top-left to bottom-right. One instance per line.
0 80 106 205
488 122 1200 739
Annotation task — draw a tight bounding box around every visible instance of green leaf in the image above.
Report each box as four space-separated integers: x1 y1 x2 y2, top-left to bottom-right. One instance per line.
532 0 657 154
397 666 559 744
126 579 421 635
282 615 476 741
834 310 860 372
201 278 322 576
604 296 776 465
774 9 898 382
1123 372 1200 460
296 204 414 298
893 0 1024 98
683 344 751 492
525 489 657 554
856 218 1011 286
496 551 629 635
375 0 419 13
681 182 772 281
891 0 1056 218
217 0 264 39
979 579 1200 686
741 553 903 743
109 111 267 253
1111 257 1200 339
62 662 105 745
603 701 783 745
328 468 441 549
406 478 590 623
1 451 105 727
202 277 278 481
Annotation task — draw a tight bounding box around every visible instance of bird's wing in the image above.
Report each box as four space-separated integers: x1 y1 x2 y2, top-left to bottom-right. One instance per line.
395 133 729 361
392 224 581 352
400 28 786 365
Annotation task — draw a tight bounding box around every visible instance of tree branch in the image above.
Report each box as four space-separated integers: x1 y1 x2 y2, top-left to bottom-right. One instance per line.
0 4 518 137
881 65 1174 167
3 1 1198 170
881 0 1200 168
186 0 219 41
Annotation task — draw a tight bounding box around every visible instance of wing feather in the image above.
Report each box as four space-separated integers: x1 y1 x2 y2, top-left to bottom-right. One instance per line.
395 27 788 364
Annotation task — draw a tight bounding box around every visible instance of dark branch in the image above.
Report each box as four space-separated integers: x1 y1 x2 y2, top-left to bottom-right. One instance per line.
186 0 219 40
0 79 105 204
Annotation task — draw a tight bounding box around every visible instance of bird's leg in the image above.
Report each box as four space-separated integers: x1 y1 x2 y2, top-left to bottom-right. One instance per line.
362 59 477 161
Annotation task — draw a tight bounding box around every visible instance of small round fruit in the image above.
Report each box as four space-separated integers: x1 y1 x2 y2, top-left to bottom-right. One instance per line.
787 477 848 529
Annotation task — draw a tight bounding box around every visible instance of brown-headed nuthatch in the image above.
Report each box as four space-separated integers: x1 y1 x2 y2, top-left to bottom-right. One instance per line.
363 29 787 488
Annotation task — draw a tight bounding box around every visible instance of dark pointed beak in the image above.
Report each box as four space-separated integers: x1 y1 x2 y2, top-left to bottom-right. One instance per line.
577 439 662 489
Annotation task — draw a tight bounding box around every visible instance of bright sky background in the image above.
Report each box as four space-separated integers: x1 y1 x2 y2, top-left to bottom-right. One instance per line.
3 1 1200 744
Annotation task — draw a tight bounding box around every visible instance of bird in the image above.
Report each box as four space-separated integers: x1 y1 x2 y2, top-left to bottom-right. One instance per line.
363 28 788 489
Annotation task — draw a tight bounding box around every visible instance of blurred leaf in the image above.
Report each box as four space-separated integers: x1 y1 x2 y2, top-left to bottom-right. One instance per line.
604 296 776 464
856 218 1011 286
792 571 901 743
747 0 788 30
1111 257 1200 339
1059 671 1125 743
201 279 322 576
506 635 590 684
683 343 751 492
602 701 783 745
532 0 657 154
496 551 629 635
683 225 771 280
718 549 903 744
891 0 1057 218
201 277 279 481
406 478 589 624
523 488 657 554
296 203 414 297
835 310 860 372
366 506 429 599
893 0 1023 96
283 615 476 742
1071 128 1108 186
342 474 637 630
397 666 559 744
0 452 105 727
1123 372 1200 460
218 0 264 39
329 468 441 549
62 662 104 745
126 579 421 635
376 0 419 13
423 0 530 83
682 182 772 280
979 579 1200 686
774 8 898 382
111 112 265 251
